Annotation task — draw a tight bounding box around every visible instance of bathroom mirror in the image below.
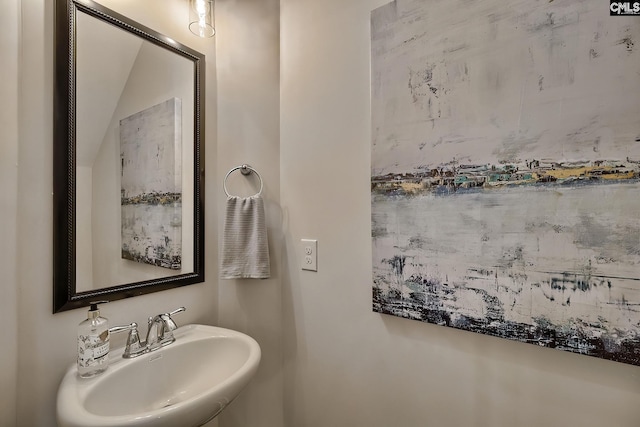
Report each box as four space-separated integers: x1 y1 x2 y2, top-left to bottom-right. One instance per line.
53 0 205 312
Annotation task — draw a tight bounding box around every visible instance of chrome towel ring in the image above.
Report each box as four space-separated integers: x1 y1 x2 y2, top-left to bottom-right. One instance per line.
223 164 264 197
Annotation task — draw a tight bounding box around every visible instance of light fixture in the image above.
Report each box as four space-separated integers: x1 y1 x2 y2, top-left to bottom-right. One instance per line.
189 0 215 38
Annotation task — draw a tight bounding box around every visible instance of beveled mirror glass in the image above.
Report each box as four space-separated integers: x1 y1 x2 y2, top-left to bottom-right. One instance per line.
54 0 205 312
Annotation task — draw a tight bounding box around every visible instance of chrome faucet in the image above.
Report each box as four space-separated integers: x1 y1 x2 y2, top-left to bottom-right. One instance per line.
109 307 185 358
145 307 185 351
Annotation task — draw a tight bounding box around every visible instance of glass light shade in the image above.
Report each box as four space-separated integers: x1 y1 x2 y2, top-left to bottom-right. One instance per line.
189 0 215 38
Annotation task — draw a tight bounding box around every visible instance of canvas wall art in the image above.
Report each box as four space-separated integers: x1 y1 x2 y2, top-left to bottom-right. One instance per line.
371 0 640 365
120 98 182 270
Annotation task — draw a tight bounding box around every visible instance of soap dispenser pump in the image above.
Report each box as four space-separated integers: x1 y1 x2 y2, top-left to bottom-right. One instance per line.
77 301 110 378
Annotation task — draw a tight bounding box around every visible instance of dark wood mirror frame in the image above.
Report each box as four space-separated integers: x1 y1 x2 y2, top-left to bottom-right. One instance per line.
53 0 205 313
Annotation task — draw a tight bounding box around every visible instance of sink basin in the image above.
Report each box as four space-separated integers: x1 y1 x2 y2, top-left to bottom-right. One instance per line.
57 324 261 427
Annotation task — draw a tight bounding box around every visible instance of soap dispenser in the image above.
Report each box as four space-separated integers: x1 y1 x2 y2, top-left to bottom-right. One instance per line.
77 301 110 378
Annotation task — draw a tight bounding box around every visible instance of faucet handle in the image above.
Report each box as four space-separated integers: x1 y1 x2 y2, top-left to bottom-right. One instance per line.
109 322 147 358
168 307 186 317
162 307 186 331
148 307 185 327
159 307 185 338
146 307 186 351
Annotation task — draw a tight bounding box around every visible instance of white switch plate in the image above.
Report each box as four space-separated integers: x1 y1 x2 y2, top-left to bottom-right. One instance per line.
301 239 318 271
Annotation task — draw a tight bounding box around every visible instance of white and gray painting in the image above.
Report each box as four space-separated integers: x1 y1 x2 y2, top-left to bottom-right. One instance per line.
120 98 182 270
371 0 640 365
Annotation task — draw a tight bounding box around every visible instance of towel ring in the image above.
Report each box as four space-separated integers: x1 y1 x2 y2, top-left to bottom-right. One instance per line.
224 164 264 197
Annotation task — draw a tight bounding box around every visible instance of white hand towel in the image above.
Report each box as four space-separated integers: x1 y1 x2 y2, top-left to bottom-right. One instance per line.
220 196 270 279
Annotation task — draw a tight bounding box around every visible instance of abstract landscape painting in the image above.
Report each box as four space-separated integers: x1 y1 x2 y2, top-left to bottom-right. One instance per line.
120 98 182 270
371 0 640 365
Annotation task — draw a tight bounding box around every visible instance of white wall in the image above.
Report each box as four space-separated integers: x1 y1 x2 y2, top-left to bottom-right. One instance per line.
14 0 218 425
280 1 640 426
215 0 284 426
0 0 20 425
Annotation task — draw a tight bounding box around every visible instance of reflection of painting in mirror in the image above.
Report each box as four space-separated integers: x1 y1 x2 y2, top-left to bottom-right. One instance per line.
120 98 182 270
75 22 195 292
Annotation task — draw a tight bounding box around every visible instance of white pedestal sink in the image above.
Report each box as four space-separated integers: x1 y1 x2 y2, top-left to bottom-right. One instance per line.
57 324 261 427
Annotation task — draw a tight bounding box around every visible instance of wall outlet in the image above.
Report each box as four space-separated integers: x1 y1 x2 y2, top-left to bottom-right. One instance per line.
301 239 318 271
